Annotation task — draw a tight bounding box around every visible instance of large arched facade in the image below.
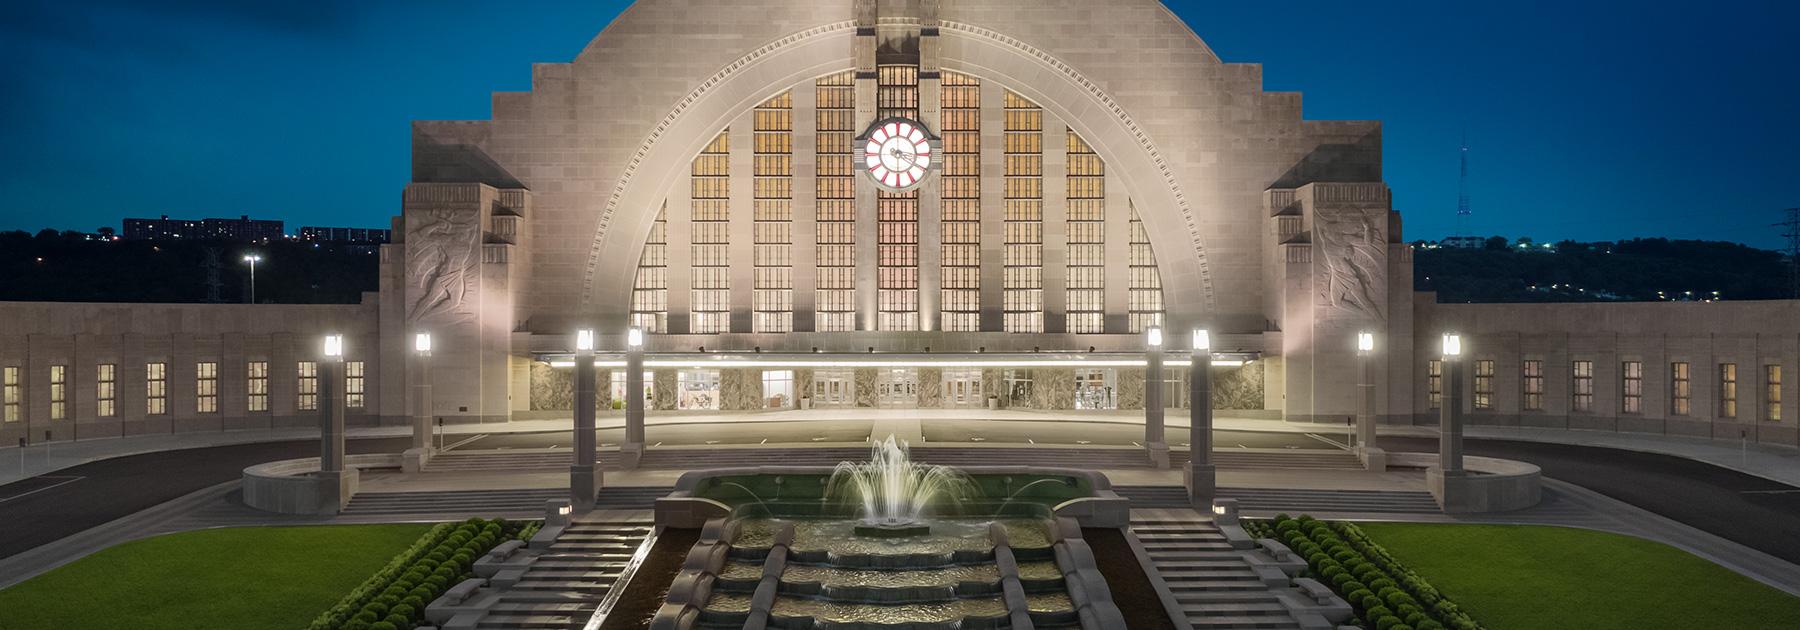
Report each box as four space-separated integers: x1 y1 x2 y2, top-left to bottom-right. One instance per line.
382 0 1410 425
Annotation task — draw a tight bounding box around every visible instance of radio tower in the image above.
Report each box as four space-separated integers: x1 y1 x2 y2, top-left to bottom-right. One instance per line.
1455 135 1472 237
1779 207 1800 299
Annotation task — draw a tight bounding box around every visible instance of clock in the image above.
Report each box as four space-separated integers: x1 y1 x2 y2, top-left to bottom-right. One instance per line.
861 118 936 191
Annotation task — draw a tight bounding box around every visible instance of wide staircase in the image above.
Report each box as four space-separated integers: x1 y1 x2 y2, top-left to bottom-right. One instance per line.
1130 514 1302 630
1116 485 1440 515
422 445 1362 473
473 519 654 630
342 488 568 517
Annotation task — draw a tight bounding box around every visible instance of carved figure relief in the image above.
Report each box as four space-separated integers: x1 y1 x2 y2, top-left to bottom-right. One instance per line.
1314 209 1387 321
406 208 480 325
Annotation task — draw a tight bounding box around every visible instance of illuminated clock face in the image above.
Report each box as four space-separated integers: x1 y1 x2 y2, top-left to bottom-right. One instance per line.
863 119 933 190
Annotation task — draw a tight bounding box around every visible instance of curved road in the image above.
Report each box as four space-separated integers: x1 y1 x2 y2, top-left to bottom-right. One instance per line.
1 431 1796 569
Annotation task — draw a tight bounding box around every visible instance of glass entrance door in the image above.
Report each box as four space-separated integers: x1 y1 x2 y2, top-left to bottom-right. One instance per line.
942 368 984 408
878 368 919 408
812 369 854 407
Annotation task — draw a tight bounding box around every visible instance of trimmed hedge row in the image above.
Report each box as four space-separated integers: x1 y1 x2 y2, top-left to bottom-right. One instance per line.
1247 515 1485 630
307 518 534 630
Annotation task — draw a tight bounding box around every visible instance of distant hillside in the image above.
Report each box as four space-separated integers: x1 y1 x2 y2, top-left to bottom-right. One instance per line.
1415 238 1794 303
0 230 378 304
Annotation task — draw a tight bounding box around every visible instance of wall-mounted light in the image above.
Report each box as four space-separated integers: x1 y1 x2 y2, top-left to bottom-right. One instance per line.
414 332 433 355
1358 331 1375 353
626 327 644 348
322 334 344 358
1146 326 1164 348
576 329 595 352
1442 333 1463 357
1192 329 1211 351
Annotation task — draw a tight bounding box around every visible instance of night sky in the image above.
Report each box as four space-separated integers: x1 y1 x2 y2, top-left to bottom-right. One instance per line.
2 1 1796 247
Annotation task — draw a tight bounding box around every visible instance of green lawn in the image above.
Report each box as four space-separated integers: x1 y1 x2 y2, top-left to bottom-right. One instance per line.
0 524 429 630
1356 522 1800 630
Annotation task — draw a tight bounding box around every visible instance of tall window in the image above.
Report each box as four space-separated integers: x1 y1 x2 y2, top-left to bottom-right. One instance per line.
1720 363 1738 419
297 361 319 411
814 70 857 332
752 90 794 333
247 361 269 412
609 371 653 407
761 370 795 409
1427 359 1442 409
3 366 20 423
196 362 219 414
1522 360 1544 411
146 362 168 415
876 66 922 332
1670 362 1691 416
1127 204 1165 333
1473 360 1495 410
345 361 366 409
1621 361 1642 414
49 365 67 420
940 71 982 331
97 364 117 418
630 203 669 333
1002 89 1045 333
690 130 732 334
1572 360 1594 413
1065 131 1106 333
1767 365 1783 422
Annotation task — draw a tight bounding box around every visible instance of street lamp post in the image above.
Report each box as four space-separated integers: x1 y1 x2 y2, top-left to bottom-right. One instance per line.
317 334 353 514
1144 326 1169 468
571 329 600 509
1356 331 1386 471
623 327 646 469
1439 333 1465 474
242 255 262 304
1187 329 1215 508
403 332 433 473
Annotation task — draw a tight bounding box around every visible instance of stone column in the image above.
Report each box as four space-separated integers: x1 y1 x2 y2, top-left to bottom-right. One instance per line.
1440 355 1465 473
624 340 646 468
402 346 433 473
571 343 600 509
317 348 355 514
1144 334 1168 467
1187 343 1215 508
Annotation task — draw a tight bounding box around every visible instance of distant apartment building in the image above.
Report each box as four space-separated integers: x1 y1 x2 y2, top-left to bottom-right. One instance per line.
1440 236 1487 249
123 215 285 242
298 226 392 244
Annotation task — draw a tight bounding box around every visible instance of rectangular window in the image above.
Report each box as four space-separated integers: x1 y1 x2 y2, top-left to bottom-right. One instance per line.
2 366 18 422
97 364 117 418
1427 359 1442 409
1473 360 1494 410
1004 369 1033 407
609 371 654 407
297 361 318 411
146 362 168 415
1720 363 1738 419
1572 360 1594 413
1767 365 1783 422
196 362 218 414
1522 360 1544 411
345 361 366 409
247 361 269 412
49 365 68 420
1621 361 1642 414
761 370 795 409
1670 362 1690 416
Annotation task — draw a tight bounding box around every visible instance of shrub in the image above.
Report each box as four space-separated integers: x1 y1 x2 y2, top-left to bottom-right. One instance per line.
306 518 540 630
369 623 397 630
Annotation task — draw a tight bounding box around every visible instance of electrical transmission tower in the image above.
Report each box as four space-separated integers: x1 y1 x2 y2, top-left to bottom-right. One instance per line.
202 248 223 303
1780 207 1800 299
1456 135 1472 237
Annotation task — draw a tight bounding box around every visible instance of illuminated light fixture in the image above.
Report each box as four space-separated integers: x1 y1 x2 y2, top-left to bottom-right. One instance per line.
1211 505 1227 516
413 332 432 355
322 334 344 358
1192 329 1211 351
557 504 572 516
1442 333 1463 357
575 329 595 352
627 327 644 348
1358 331 1375 352
1146 326 1164 348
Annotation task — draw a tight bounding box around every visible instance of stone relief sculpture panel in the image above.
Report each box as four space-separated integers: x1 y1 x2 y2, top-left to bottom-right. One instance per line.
1313 208 1388 322
406 208 481 326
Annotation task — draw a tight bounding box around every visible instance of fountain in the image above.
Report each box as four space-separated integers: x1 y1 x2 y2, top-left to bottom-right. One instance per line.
827 435 971 538
645 433 1132 629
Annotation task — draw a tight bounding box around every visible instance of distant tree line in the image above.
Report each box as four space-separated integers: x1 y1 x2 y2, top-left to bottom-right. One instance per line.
0 229 379 304
1417 237 1794 303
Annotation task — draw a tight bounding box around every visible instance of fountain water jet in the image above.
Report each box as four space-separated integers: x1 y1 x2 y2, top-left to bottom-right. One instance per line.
827 434 971 537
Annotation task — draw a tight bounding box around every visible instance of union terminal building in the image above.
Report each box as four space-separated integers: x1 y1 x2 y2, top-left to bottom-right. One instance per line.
2 0 1797 450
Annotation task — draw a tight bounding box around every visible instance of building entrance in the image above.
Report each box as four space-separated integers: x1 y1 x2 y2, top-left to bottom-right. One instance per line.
811 369 854 407
942 368 984 408
878 368 919 408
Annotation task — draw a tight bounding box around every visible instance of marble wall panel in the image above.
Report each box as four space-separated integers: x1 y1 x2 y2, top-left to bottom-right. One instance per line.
530 362 573 410
1118 367 1145 410
653 369 677 411
918 367 942 407
854 368 877 407
1214 362 1265 410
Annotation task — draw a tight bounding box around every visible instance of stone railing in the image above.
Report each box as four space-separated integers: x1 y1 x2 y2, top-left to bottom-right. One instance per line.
242 453 398 514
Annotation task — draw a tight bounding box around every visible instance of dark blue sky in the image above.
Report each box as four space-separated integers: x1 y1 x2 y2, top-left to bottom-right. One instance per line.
3 1 1796 247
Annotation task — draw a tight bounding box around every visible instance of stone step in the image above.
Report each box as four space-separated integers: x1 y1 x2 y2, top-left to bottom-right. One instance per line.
1189 614 1301 629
